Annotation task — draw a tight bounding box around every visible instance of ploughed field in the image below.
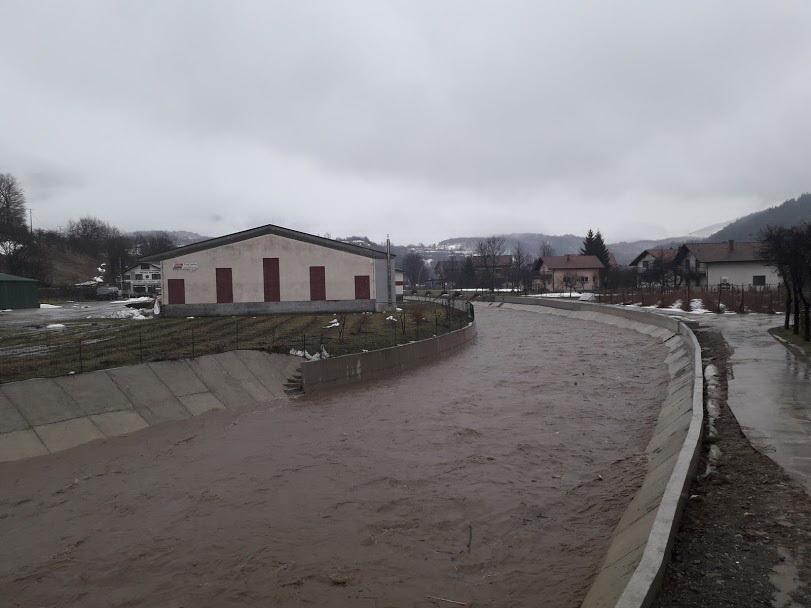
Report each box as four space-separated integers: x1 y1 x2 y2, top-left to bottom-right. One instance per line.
0 304 669 607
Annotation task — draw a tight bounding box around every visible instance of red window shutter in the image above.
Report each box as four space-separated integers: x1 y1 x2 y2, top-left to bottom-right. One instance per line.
354 275 370 299
215 268 233 304
309 266 326 301
263 258 280 302
167 279 185 304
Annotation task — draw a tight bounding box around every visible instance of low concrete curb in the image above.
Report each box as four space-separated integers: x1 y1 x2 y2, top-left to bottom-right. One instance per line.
492 296 704 608
0 350 300 463
300 321 476 394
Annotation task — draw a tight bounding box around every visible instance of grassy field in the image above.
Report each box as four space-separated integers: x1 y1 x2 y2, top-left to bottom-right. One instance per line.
769 326 811 359
0 301 468 384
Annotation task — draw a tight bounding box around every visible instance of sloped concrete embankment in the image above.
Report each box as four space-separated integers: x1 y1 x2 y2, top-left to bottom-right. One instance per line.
300 320 476 394
0 351 300 463
494 297 703 608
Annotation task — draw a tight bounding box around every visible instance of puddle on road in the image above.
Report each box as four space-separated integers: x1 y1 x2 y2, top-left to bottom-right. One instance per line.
771 546 802 608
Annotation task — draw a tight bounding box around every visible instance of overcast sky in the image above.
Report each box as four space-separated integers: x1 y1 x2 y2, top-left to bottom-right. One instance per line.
1 2 810 244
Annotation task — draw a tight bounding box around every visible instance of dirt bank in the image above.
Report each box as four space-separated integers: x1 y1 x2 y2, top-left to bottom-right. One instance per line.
653 329 811 608
0 305 669 608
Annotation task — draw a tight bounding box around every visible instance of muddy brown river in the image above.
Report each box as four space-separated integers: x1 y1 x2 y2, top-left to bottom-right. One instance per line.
0 304 668 608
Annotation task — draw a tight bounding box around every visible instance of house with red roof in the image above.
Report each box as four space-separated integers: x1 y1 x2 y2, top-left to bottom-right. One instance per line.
535 254 605 291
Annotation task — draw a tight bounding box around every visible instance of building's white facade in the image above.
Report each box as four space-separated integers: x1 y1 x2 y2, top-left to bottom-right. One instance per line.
705 261 780 287
122 263 161 296
142 225 396 316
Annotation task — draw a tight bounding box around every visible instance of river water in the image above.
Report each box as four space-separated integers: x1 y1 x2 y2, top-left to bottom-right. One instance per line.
0 303 668 607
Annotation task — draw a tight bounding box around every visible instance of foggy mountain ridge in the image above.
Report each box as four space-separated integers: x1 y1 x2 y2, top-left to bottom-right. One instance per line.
707 193 811 242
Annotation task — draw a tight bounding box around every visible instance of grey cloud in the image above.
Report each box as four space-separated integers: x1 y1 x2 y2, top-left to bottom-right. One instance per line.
1 1 810 243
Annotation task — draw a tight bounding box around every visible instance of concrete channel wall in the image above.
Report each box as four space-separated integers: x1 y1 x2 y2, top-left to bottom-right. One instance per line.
301 321 476 394
0 350 300 463
493 296 704 608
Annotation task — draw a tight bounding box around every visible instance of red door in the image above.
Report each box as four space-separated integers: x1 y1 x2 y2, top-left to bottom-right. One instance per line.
309 266 326 301
263 258 280 302
216 268 233 303
354 275 370 299
167 279 185 304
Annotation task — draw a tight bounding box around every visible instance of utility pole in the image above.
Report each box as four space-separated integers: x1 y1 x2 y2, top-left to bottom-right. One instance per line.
29 209 33 233
386 235 394 309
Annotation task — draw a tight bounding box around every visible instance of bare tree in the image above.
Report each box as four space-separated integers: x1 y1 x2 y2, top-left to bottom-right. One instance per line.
761 225 809 340
0 173 27 230
476 236 506 291
403 252 427 288
539 241 556 258
510 242 534 291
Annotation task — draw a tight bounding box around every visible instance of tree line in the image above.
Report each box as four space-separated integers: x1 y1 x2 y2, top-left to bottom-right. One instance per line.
761 224 811 342
0 173 176 285
402 229 623 292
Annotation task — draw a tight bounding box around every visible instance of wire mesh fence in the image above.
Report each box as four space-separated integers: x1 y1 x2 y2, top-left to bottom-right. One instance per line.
596 284 786 314
0 301 472 385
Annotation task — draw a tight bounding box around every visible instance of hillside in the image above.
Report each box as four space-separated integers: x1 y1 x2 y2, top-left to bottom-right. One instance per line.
437 233 584 257
709 194 811 241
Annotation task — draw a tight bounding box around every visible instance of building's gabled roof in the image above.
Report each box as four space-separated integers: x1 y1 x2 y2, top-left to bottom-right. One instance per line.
123 262 160 273
0 272 38 283
538 254 604 270
629 248 678 267
676 241 765 264
140 223 393 262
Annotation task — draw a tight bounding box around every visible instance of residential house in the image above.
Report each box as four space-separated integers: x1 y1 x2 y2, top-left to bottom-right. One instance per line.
535 255 605 291
629 248 678 286
674 241 779 287
122 262 162 296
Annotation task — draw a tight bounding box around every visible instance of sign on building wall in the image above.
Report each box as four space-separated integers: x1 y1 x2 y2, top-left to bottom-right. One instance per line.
172 262 199 271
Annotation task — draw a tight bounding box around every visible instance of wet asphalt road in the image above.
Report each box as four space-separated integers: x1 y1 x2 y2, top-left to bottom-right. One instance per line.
694 312 811 495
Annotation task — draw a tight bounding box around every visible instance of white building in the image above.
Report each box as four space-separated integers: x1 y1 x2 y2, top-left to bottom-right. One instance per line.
122 262 162 296
675 241 780 287
140 224 397 316
395 268 404 298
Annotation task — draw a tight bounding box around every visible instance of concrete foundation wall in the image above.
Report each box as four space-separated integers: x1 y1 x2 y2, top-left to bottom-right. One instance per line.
492 296 703 608
163 299 376 317
301 321 476 394
0 350 301 463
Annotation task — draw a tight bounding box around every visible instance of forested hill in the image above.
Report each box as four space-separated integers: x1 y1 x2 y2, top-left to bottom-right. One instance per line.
709 194 811 241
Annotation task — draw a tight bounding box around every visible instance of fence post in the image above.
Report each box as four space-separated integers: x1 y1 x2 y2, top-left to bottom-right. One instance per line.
138 326 144 362
302 333 306 354
191 326 195 358
78 339 84 373
235 319 239 350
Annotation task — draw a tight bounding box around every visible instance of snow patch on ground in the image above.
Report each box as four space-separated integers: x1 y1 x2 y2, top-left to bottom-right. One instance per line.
46 323 66 330
40 303 62 309
111 297 152 304
323 318 340 329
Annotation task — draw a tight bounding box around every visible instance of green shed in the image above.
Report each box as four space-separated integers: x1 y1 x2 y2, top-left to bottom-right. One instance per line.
0 273 39 310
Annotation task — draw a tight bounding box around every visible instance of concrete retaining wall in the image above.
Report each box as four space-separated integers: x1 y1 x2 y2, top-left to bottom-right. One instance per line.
0 350 300 463
492 297 703 608
301 321 476 394
162 299 377 317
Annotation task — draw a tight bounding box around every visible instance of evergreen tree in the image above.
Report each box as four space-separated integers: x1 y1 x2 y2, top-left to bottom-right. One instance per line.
592 231 611 267
580 228 611 267
580 229 595 256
